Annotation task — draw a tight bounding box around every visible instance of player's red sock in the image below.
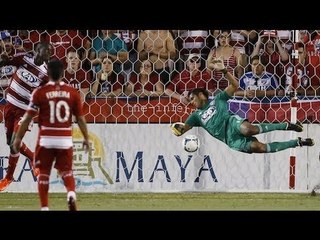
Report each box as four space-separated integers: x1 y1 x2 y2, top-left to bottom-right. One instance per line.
38 174 49 208
5 153 20 180
61 171 76 192
20 142 34 167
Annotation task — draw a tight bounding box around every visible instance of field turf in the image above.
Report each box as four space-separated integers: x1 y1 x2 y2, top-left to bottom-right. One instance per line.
0 192 319 211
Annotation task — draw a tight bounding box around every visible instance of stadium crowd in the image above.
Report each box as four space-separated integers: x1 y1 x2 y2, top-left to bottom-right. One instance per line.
1 29 320 106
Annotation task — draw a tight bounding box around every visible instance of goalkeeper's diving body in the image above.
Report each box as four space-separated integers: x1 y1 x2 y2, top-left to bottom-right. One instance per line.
170 58 315 153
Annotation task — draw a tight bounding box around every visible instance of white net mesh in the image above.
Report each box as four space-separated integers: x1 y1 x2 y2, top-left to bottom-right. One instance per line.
0 29 320 193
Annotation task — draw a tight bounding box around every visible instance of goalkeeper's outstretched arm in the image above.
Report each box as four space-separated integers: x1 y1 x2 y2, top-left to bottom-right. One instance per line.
170 122 192 136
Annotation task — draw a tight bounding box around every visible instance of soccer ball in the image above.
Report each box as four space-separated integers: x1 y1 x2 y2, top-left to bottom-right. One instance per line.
182 135 199 152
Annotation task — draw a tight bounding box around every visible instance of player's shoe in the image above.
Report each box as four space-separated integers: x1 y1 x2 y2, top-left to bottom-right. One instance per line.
286 122 303 132
0 178 13 192
297 137 315 147
67 191 77 211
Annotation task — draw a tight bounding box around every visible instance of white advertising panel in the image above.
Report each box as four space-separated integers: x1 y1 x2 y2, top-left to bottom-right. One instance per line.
0 123 319 192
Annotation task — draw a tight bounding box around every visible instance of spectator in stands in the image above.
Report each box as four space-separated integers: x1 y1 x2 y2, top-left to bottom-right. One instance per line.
126 59 164 97
114 30 138 81
165 53 215 105
45 30 91 68
91 56 126 97
211 30 258 55
210 30 220 48
298 30 310 44
286 42 320 96
303 30 320 89
206 30 245 90
13 30 47 53
229 30 251 70
174 30 210 72
251 30 289 87
0 31 14 56
235 55 282 99
277 30 294 55
0 31 17 98
89 30 128 75
211 29 258 69
137 30 177 86
228 30 257 56
63 49 92 103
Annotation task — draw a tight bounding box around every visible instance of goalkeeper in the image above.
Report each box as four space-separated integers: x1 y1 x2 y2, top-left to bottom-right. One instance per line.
170 58 315 153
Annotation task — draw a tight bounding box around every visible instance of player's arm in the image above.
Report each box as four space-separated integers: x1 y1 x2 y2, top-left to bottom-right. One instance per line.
75 115 90 153
170 122 192 136
224 70 239 97
12 112 33 153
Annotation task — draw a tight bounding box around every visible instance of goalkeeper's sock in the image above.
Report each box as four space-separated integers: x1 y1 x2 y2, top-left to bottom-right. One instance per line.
266 139 299 152
257 123 287 133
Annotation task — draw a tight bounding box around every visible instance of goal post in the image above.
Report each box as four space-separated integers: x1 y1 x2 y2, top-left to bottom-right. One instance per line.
288 30 300 189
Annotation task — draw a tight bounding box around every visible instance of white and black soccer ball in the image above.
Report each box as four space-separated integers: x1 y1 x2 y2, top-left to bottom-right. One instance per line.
182 135 199 153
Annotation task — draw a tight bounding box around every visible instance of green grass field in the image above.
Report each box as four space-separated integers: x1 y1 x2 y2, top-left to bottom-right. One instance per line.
0 192 319 211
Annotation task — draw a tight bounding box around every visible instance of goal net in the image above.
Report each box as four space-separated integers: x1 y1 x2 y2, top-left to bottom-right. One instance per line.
0 29 319 193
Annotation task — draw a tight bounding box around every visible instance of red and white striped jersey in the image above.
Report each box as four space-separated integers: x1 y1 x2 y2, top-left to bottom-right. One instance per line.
27 81 83 149
6 52 48 110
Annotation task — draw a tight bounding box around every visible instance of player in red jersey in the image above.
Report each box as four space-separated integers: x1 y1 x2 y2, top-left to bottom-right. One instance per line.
0 42 52 191
12 59 89 211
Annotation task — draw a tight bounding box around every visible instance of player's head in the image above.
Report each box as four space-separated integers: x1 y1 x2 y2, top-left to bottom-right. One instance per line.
101 56 113 73
66 48 80 70
48 59 64 82
35 42 52 63
250 55 266 76
188 88 209 109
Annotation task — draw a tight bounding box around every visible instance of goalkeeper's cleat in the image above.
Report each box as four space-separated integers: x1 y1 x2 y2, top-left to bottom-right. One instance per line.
286 122 303 132
0 178 13 192
297 137 315 147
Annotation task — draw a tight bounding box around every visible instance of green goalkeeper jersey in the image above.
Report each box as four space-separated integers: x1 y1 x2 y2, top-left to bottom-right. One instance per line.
185 91 237 143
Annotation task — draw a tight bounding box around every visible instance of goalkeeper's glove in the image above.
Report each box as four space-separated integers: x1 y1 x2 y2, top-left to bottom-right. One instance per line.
170 122 185 136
